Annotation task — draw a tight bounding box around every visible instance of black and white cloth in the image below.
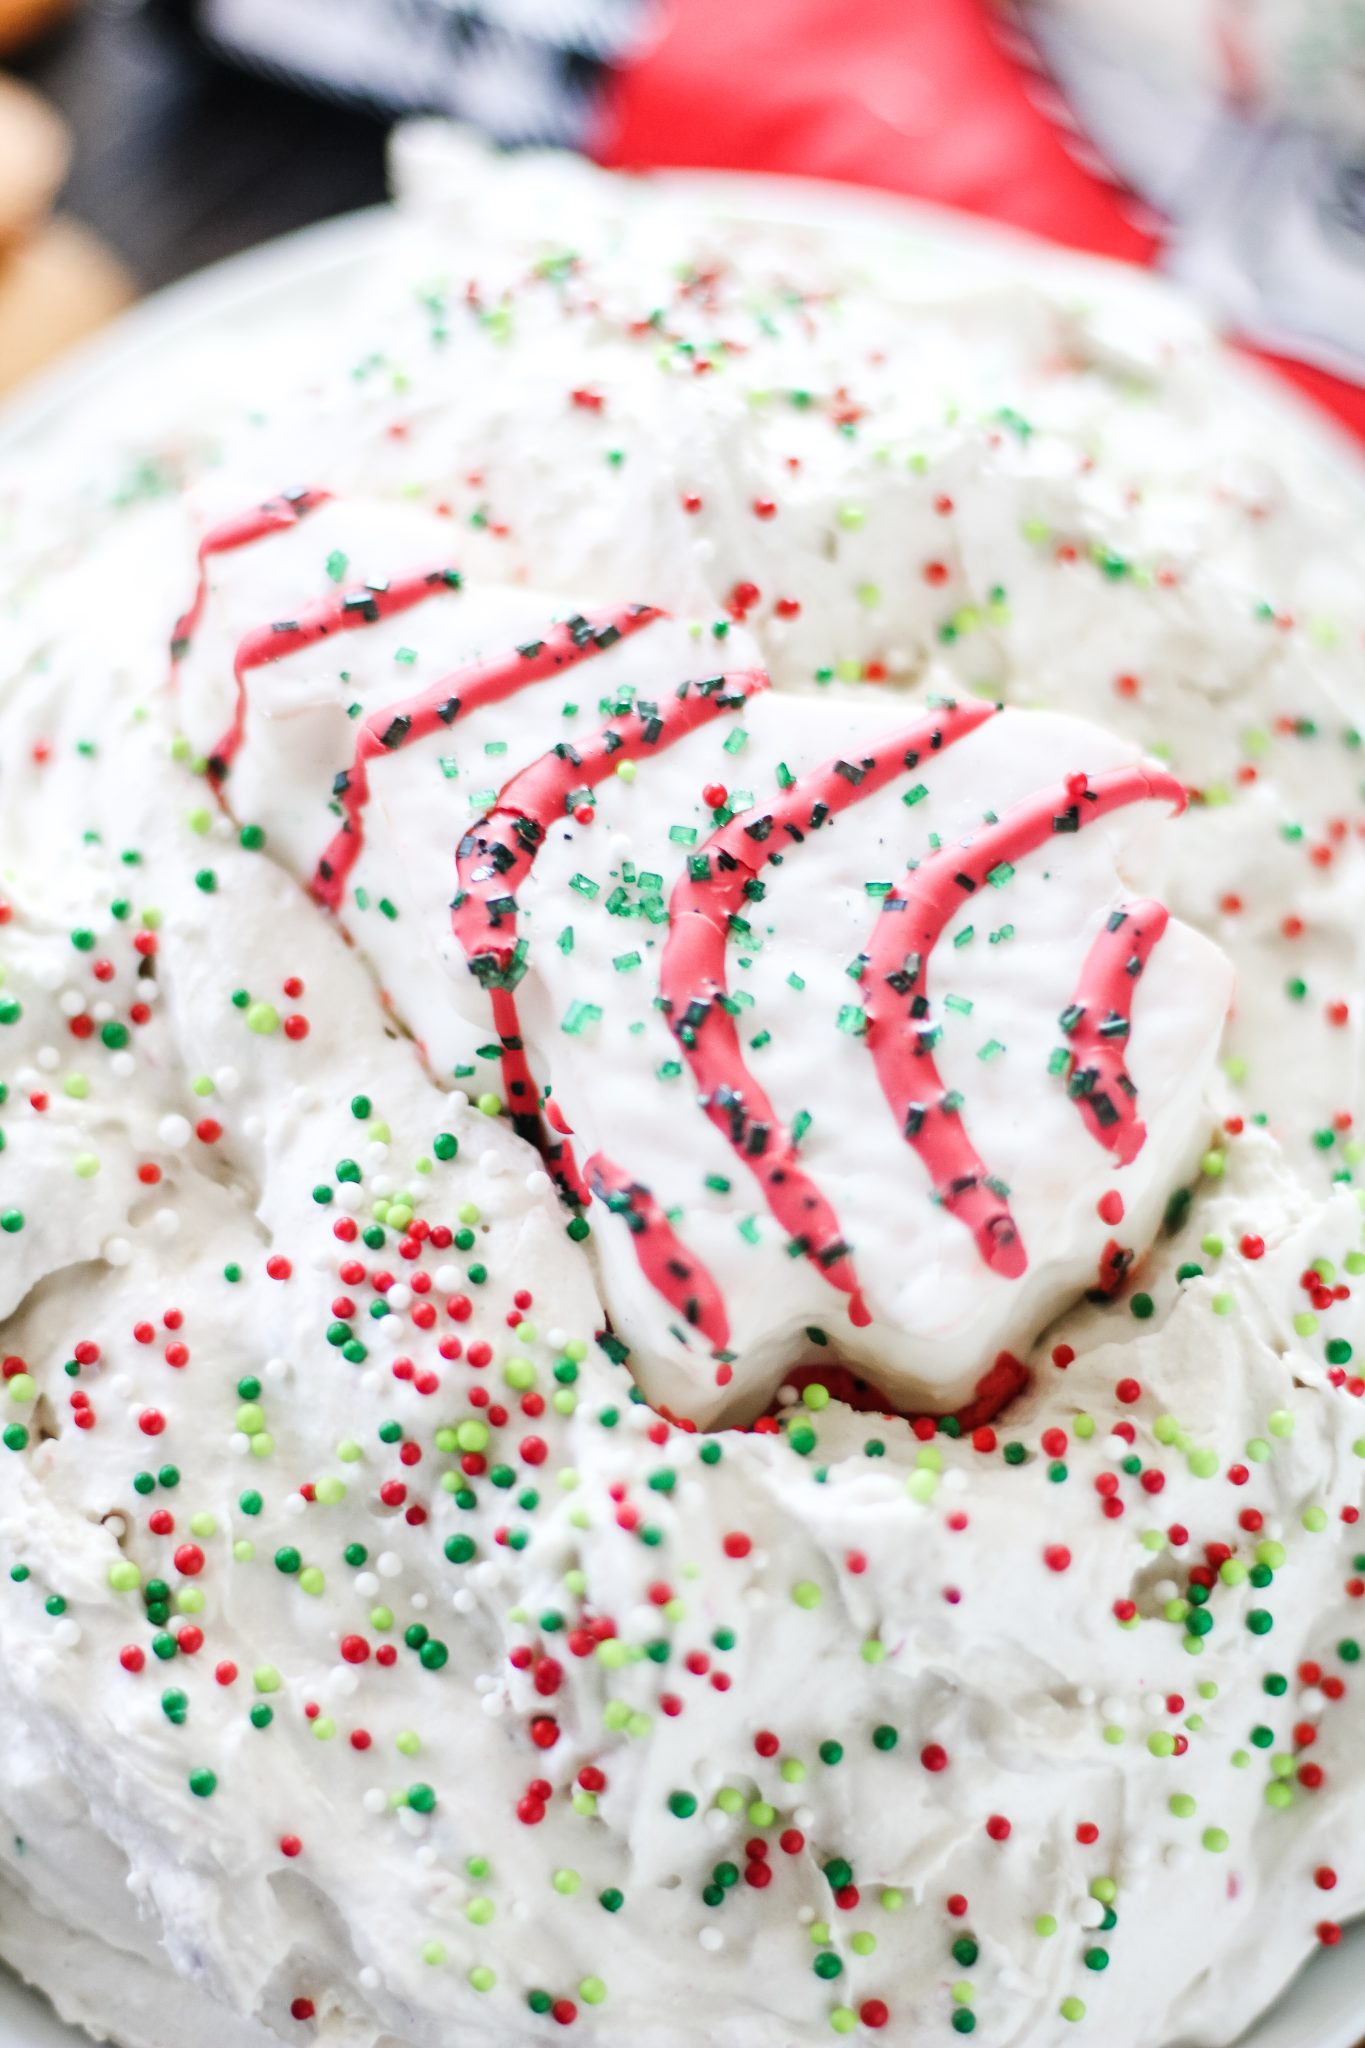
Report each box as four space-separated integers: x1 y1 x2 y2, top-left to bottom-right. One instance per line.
195 0 651 146
1007 0 1365 384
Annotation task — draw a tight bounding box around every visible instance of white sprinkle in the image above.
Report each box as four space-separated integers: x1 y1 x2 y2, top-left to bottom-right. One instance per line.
158 1114 192 1149
36 1046 60 1072
376 1551 403 1579
362 1788 388 1816
214 1066 241 1096
698 1927 724 1953
103 1237 132 1267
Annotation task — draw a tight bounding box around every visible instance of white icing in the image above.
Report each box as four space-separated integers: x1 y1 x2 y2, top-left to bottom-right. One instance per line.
0 133 1363 2048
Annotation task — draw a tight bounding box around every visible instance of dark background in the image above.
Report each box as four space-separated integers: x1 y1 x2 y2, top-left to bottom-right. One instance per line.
15 0 391 289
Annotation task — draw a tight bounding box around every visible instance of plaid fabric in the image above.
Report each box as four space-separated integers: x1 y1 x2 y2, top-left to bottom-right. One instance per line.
196 0 651 145
1002 0 1365 383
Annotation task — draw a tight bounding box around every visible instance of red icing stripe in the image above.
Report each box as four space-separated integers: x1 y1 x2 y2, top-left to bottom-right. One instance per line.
207 565 463 786
543 1096 591 1207
865 764 1186 1274
313 605 664 914
1060 898 1168 1165
170 489 333 672
450 665 769 1111
448 660 767 1332
586 1153 730 1350
660 697 1001 1323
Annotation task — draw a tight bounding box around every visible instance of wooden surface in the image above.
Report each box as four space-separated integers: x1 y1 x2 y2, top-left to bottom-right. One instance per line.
13 0 390 291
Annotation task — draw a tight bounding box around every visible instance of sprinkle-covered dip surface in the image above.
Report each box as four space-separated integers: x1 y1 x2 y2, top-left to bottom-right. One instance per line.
2 129 1365 2048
